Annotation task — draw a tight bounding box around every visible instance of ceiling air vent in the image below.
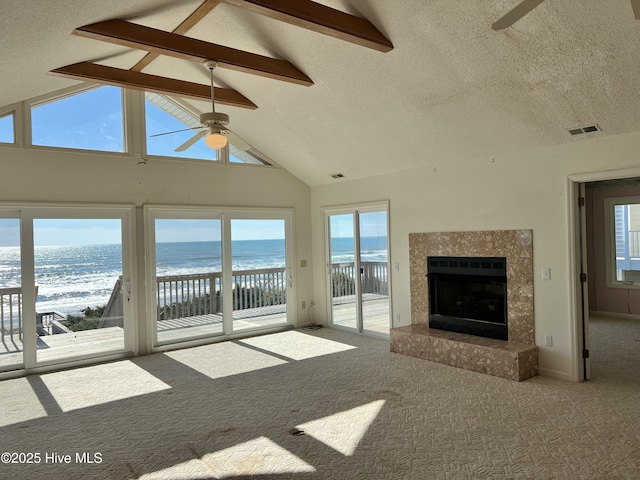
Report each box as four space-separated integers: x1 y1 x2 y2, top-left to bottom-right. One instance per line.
331 173 345 179
568 125 600 136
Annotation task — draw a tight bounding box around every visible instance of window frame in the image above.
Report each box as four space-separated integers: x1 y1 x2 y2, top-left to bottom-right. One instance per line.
0 202 137 373
604 195 640 289
0 103 22 147
144 205 295 352
4 83 281 169
25 83 127 155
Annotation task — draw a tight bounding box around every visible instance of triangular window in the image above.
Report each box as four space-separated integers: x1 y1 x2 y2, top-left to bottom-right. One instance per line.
229 134 273 166
31 86 124 152
145 93 277 166
0 112 15 144
145 93 219 162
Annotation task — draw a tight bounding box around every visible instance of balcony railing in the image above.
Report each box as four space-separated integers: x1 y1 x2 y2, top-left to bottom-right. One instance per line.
157 272 222 321
156 268 288 322
331 261 389 297
0 287 23 343
1 262 390 346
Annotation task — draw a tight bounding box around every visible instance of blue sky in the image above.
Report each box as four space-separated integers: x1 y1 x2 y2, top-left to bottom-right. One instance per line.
0 113 13 143
31 86 124 152
0 219 19 247
0 218 288 246
29 85 221 159
330 211 387 238
0 214 386 246
156 219 285 243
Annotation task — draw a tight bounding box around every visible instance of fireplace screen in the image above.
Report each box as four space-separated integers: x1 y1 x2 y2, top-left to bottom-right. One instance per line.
427 256 508 340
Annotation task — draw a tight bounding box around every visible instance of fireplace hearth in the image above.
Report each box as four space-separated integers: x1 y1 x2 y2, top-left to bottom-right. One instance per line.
427 256 508 340
390 230 538 381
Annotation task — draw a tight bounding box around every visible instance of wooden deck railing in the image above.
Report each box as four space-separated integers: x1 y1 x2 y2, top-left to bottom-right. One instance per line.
331 261 389 297
156 267 289 321
0 287 23 343
0 261 390 343
157 272 222 321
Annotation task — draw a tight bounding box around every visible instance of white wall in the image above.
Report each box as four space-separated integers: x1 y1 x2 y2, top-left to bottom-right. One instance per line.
0 145 313 329
310 130 640 381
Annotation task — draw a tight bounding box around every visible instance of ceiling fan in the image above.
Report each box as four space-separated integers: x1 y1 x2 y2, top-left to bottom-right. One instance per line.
150 60 231 152
492 0 640 30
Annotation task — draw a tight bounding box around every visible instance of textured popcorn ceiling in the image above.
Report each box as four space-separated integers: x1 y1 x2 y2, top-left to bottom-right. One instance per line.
1 0 639 186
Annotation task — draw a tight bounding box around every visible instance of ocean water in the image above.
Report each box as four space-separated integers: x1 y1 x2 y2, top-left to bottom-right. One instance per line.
0 237 387 316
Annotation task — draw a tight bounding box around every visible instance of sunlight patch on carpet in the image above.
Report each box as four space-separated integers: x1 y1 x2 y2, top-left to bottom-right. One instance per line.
165 341 288 379
202 436 316 478
140 437 315 479
0 377 48 427
40 360 170 412
297 400 385 456
238 330 356 360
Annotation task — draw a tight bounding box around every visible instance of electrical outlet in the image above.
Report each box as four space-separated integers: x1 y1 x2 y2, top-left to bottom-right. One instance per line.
301 301 306 309
545 335 553 347
395 313 400 323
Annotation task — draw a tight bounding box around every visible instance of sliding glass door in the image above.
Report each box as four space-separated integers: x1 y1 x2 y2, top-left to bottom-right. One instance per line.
0 215 22 371
152 217 223 345
147 207 293 349
0 206 135 373
326 204 390 336
231 218 289 332
328 214 358 330
33 218 127 363
359 211 390 334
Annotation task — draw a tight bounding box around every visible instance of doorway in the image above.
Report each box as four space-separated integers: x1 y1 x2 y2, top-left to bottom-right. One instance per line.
570 171 640 381
325 203 390 336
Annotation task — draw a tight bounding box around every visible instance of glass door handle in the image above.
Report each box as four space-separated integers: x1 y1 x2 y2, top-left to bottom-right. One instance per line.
122 279 131 302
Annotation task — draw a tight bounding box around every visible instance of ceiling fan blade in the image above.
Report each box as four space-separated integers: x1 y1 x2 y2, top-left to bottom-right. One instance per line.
492 0 546 30
631 0 640 20
226 130 251 151
175 130 208 152
150 126 204 138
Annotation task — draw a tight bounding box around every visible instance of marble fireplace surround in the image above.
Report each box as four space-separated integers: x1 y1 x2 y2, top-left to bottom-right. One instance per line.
390 229 538 381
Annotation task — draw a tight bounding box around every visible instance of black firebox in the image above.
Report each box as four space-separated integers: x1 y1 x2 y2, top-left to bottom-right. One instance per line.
427 256 508 341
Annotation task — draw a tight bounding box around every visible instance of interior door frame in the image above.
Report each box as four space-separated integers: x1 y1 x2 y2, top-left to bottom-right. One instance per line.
568 167 640 381
323 201 391 335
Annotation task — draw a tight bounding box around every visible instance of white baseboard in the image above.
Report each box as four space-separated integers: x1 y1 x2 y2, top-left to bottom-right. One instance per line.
590 310 640 321
537 368 578 382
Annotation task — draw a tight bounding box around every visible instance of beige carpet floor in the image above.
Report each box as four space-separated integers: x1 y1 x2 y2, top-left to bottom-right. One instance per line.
0 315 639 479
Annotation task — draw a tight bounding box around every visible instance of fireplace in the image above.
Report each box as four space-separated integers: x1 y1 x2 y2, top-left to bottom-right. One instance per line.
427 256 508 340
391 230 536 381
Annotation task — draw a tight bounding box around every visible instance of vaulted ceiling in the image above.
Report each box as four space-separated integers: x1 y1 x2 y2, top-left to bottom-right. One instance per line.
2 0 640 186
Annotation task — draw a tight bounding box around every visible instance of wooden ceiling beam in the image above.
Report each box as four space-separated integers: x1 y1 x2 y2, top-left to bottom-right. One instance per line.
131 0 222 72
50 62 258 109
73 19 313 86
220 0 393 52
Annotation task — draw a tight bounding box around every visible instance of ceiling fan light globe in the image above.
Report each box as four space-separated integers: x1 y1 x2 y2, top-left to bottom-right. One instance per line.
205 132 228 150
